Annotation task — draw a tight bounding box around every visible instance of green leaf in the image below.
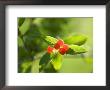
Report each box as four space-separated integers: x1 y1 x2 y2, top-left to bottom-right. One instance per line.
33 18 43 26
19 60 32 73
64 34 87 45
51 53 62 71
67 45 87 55
18 36 24 47
45 36 58 45
39 53 51 65
18 18 25 27
31 60 39 73
19 18 31 35
18 47 29 61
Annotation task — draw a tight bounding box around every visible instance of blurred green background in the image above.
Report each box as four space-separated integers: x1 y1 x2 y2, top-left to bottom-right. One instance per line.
18 17 93 73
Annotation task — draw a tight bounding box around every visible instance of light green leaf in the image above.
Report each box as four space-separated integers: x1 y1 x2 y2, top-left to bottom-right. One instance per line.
51 53 62 71
19 18 31 35
20 60 32 73
39 53 51 65
18 36 24 47
45 36 58 45
67 45 87 55
33 18 43 26
31 60 39 73
64 34 87 45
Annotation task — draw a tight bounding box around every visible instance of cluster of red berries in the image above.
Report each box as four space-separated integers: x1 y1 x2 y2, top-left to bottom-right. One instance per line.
47 39 69 55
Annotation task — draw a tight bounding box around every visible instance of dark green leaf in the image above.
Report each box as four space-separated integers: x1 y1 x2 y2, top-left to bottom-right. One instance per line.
67 45 87 55
45 36 58 45
18 47 29 59
64 34 87 45
18 18 25 27
22 25 44 52
51 53 62 71
39 53 51 65
19 18 31 35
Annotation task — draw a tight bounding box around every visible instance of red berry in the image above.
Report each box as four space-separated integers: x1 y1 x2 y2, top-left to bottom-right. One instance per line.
59 44 69 55
59 48 66 55
54 43 60 49
54 39 64 49
62 44 69 51
47 46 54 54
